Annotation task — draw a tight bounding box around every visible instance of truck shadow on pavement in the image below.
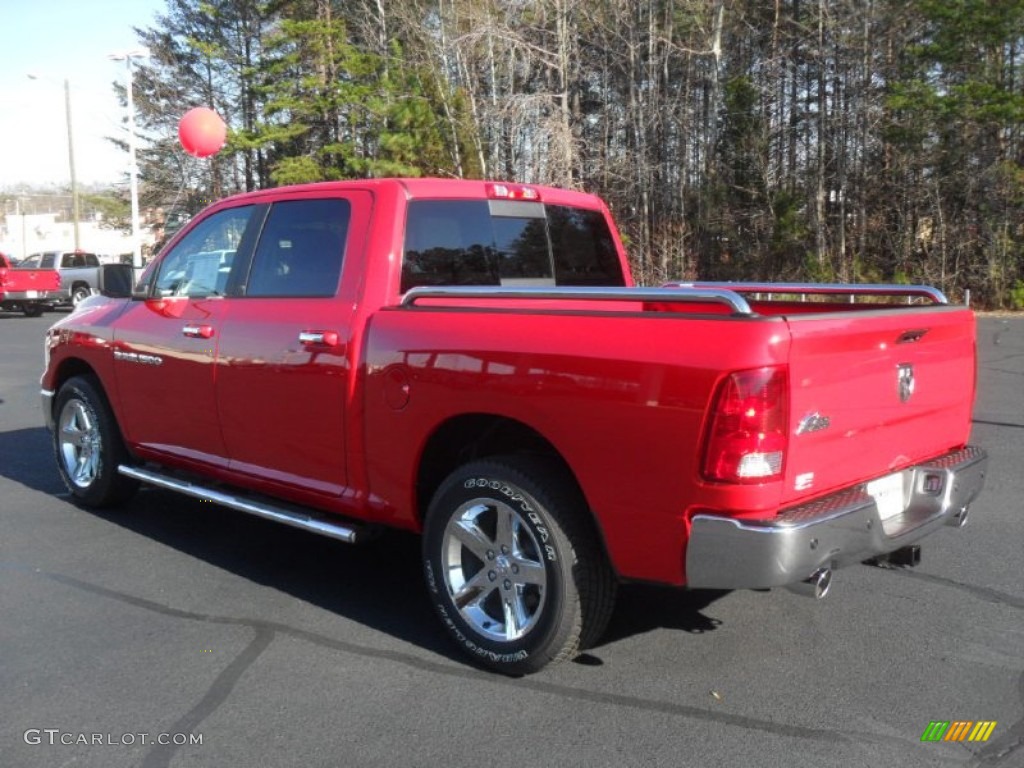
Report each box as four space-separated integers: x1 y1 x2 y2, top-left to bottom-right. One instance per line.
603 585 726 644
95 486 465 664
0 425 730 668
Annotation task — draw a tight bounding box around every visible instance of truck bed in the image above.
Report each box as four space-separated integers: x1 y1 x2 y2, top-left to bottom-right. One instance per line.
362 283 977 585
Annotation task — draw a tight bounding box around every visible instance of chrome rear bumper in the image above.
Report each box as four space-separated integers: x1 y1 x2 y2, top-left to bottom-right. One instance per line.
4 290 54 301
685 446 988 590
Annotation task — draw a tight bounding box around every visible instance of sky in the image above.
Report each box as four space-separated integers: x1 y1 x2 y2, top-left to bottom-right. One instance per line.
0 0 167 190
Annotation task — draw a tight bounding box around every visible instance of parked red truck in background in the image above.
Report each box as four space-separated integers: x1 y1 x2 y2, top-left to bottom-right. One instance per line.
0 252 60 316
40 179 988 673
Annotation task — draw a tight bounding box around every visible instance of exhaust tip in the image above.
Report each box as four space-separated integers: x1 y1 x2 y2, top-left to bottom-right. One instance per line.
786 568 832 600
949 506 969 528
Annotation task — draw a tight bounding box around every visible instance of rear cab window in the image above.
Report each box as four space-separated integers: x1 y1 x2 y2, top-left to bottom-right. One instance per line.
401 199 625 293
64 253 99 268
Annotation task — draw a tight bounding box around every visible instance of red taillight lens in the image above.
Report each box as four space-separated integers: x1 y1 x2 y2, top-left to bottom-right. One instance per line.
702 367 789 483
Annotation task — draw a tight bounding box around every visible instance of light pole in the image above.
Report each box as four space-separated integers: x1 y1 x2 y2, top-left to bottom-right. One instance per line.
109 49 148 269
26 74 80 251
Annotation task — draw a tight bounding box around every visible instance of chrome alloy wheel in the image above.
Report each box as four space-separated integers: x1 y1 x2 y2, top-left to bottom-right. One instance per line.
58 397 102 489
71 285 92 307
442 500 548 642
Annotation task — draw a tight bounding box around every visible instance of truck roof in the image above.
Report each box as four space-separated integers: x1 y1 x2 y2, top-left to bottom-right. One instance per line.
209 178 609 212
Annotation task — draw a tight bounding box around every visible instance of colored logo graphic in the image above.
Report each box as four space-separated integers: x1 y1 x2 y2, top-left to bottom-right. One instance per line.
921 721 997 743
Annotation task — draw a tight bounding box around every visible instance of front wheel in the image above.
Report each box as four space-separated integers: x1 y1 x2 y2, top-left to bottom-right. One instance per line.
423 457 616 674
53 375 138 507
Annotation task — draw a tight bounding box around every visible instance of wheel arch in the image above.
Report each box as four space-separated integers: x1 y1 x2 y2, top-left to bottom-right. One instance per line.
51 357 100 395
414 413 615 573
47 358 119 435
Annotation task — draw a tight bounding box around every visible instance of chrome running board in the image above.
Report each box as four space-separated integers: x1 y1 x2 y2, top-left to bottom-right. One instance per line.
118 464 361 544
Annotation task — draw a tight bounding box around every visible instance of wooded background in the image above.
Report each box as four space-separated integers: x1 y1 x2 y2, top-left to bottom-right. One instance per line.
129 0 1024 307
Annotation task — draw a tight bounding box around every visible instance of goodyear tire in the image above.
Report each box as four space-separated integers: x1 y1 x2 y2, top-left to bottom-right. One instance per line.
53 375 138 507
423 457 616 674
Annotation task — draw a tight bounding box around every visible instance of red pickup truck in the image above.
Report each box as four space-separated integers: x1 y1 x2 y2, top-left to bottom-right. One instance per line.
41 179 988 673
1 252 60 316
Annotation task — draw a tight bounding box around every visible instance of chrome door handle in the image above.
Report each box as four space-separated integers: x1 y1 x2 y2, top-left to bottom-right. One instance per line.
299 330 340 347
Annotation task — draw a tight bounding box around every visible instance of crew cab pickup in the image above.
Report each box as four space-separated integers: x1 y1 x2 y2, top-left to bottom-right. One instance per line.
40 179 988 673
0 252 60 316
20 250 102 308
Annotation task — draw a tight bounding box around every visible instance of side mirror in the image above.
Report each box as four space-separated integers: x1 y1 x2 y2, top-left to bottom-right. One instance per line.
97 263 135 298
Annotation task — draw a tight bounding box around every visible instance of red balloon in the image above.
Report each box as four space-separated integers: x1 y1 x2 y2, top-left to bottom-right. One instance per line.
178 107 227 158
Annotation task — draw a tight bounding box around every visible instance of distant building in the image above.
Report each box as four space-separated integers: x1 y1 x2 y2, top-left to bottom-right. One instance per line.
0 211 156 263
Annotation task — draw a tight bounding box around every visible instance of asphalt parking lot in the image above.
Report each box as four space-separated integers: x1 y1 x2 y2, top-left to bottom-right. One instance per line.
1 310 1021 768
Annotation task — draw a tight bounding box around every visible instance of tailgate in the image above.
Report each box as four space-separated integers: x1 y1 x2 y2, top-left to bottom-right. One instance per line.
4 268 58 291
781 307 976 506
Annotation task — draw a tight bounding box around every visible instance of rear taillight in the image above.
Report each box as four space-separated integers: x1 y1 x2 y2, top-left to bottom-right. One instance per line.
702 366 789 483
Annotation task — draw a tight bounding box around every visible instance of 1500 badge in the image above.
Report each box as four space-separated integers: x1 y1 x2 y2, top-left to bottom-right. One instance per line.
113 350 164 366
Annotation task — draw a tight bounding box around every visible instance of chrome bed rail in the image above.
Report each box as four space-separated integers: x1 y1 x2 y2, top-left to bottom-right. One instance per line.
664 281 949 305
400 285 756 316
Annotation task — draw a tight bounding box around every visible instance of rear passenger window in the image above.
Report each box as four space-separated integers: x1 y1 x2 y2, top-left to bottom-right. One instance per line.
401 199 624 292
246 199 349 298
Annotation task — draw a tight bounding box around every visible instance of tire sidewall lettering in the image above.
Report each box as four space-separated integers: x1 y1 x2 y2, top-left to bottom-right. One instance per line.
424 560 438 595
434 602 529 663
461 476 553 561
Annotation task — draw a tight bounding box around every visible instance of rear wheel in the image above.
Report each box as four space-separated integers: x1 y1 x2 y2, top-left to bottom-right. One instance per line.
71 283 92 308
53 375 138 507
22 303 43 317
423 457 616 674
